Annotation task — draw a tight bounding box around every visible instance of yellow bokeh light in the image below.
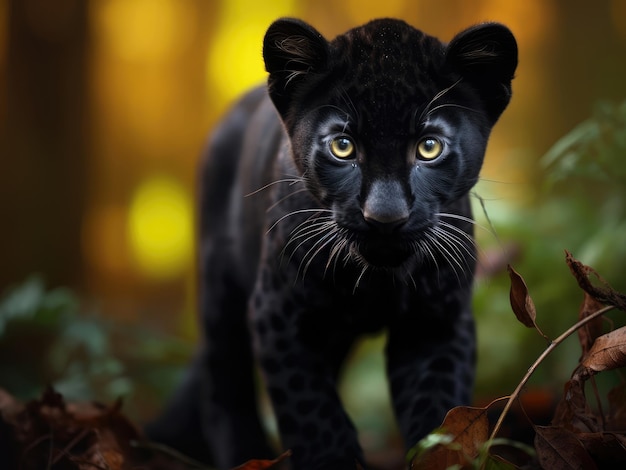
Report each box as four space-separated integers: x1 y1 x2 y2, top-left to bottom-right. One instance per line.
206 0 297 109
92 0 196 63
127 176 193 279
208 21 268 103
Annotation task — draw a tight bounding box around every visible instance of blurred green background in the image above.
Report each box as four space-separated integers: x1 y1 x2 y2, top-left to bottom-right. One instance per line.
1 0 626 453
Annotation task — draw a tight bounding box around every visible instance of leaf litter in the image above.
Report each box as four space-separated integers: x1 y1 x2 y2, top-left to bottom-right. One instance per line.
3 252 626 469
409 252 626 470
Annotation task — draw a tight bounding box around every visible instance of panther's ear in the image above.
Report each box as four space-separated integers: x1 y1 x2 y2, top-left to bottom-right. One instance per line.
446 23 518 123
263 18 329 117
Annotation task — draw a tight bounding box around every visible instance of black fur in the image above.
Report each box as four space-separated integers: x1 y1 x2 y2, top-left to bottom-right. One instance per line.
146 18 517 470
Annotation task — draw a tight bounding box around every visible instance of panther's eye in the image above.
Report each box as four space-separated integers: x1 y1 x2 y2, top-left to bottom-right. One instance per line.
330 136 355 159
417 138 443 161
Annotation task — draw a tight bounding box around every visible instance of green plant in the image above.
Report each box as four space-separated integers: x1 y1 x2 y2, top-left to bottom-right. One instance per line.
473 100 626 397
410 253 626 469
0 276 191 422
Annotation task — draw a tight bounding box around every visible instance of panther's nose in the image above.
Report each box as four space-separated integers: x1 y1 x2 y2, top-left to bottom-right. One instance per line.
363 210 408 233
362 180 409 234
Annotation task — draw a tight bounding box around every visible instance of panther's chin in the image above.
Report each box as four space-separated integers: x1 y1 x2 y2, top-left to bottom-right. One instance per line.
355 240 413 268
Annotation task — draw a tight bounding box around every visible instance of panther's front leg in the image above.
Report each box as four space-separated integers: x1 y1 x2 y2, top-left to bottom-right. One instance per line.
250 269 363 470
386 290 476 449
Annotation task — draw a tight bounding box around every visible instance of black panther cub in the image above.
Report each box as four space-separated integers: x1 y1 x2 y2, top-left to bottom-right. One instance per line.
146 17 517 470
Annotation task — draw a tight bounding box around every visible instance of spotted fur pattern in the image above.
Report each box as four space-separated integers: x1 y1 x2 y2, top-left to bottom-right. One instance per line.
146 18 517 470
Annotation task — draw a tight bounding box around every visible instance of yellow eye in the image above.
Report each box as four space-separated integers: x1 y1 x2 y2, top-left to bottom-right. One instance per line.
330 137 355 159
417 138 443 160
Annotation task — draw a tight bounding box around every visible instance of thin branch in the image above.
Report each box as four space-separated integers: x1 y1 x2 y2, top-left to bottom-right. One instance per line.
488 304 615 442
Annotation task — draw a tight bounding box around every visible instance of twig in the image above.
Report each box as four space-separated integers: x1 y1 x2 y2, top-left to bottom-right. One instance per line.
488 304 615 442
51 428 91 465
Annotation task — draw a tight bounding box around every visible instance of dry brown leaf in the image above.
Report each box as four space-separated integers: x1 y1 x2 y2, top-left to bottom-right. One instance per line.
410 439 466 470
534 425 598 470
580 326 626 375
607 381 626 430
0 386 177 470
565 251 626 311
507 265 536 328
577 291 605 358
577 432 626 467
410 406 489 469
233 450 291 469
507 265 548 340
552 379 599 433
440 406 489 456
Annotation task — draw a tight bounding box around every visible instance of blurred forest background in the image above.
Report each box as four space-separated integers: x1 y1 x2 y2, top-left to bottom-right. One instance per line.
1 0 626 452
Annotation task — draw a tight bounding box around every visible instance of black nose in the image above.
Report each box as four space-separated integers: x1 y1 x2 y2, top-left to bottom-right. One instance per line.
362 180 409 234
363 210 408 233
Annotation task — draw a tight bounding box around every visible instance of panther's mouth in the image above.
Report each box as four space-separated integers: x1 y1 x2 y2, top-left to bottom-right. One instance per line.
354 237 413 268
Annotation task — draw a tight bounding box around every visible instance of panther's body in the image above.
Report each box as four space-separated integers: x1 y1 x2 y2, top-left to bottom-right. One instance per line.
147 18 517 470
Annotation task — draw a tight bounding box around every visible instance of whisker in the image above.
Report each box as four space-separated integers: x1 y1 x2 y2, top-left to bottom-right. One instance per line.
299 228 340 280
353 263 369 293
424 229 463 285
339 88 360 122
414 238 440 278
245 178 303 197
424 240 442 280
283 218 335 266
436 212 492 236
266 208 332 233
284 223 333 261
475 177 512 185
424 103 481 118
267 187 310 212
311 103 352 119
393 253 417 289
286 221 335 254
417 78 462 123
437 206 514 282
436 223 485 272
289 217 335 240
436 220 477 246
325 231 349 277
432 226 476 276
404 268 417 289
